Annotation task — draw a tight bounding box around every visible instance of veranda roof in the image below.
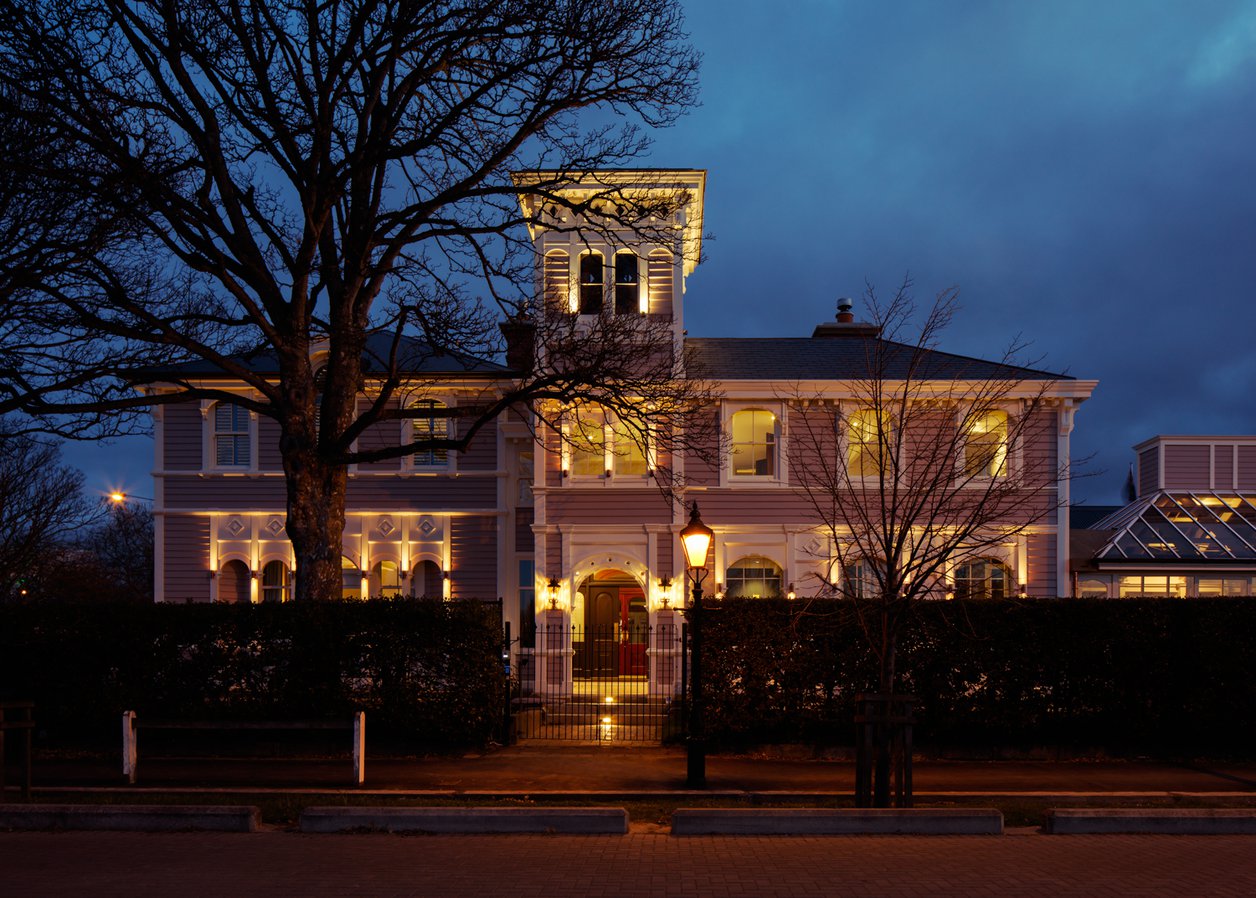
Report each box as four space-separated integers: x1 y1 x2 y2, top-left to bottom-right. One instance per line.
1091 492 1256 562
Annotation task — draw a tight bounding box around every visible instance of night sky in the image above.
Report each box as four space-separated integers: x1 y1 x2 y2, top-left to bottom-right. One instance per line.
66 0 1256 507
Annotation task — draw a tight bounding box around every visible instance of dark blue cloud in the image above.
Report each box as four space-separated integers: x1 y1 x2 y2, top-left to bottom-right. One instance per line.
649 0 1256 502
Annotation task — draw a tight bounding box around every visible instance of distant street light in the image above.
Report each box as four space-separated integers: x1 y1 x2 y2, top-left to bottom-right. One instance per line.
109 491 152 505
679 501 714 789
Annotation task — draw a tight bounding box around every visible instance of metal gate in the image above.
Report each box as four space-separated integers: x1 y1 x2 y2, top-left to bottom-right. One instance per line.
510 619 685 743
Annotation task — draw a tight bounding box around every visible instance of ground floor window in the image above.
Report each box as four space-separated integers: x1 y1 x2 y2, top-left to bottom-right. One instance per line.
341 556 362 600
371 560 404 598
1077 578 1109 598
1196 577 1254 597
261 561 290 603
1118 575 1187 597
725 556 783 598
954 558 1013 600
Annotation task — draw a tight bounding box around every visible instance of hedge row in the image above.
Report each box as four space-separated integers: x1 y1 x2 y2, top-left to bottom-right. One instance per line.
0 599 506 750
703 598 1256 755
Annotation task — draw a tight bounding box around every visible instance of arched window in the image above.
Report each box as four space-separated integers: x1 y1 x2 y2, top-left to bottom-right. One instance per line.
953 558 1013 600
544 250 571 311
218 559 251 604
341 556 362 600
370 560 403 598
261 561 290 603
725 556 783 598
731 409 776 477
415 559 444 598
213 402 250 466
579 252 604 314
848 407 885 478
1078 578 1109 598
614 252 639 314
964 409 1009 478
412 400 449 468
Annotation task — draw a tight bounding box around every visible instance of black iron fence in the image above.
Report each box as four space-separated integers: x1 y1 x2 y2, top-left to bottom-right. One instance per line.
508 619 686 743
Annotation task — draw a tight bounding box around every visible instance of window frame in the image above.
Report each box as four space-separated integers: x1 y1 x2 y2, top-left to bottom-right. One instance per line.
953 557 1014 600
959 406 1014 482
613 251 642 315
722 403 785 486
562 405 654 484
725 555 784 598
260 560 291 604
209 400 253 470
578 251 604 315
408 398 452 472
844 405 891 482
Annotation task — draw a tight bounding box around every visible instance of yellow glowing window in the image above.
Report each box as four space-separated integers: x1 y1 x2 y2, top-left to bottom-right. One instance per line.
848 408 885 478
965 410 1009 478
570 407 607 477
731 409 776 477
612 416 648 476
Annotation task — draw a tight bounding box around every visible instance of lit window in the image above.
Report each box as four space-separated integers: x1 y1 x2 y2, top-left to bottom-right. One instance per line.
725 557 783 598
731 409 776 477
214 402 250 466
579 253 603 314
371 560 403 598
612 415 648 477
614 253 639 314
1118 575 1187 597
1196 577 1252 597
570 406 607 477
341 556 361 600
261 561 290 603
412 400 449 468
964 410 1009 478
954 558 1013 600
847 408 884 478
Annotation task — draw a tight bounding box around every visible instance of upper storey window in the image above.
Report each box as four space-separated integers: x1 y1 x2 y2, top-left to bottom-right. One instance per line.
213 402 250 466
731 409 776 477
579 252 604 314
570 406 606 477
412 400 449 469
963 410 1009 479
847 408 886 478
614 252 640 314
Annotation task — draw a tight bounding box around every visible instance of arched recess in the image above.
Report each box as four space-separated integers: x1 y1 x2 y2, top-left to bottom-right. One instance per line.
341 555 362 600
370 559 404 598
218 559 251 604
572 566 649 679
260 560 290 603
647 248 673 315
414 558 444 598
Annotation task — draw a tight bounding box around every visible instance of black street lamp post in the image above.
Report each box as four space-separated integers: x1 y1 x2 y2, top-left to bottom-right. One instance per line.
680 501 714 789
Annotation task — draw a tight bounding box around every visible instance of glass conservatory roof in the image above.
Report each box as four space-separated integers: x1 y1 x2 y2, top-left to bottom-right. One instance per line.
1092 493 1256 562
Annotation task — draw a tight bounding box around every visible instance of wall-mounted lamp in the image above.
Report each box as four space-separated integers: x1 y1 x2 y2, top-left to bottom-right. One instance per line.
547 576 561 609
659 576 672 609
714 582 724 599
1018 583 1028 598
944 581 955 601
251 570 261 580
787 583 796 601
208 570 216 580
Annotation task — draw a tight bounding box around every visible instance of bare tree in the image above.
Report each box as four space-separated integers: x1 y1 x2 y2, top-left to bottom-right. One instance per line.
0 0 704 600
0 429 94 600
786 283 1079 805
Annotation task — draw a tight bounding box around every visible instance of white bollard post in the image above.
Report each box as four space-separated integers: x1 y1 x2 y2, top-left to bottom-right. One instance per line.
122 711 137 785
352 712 365 785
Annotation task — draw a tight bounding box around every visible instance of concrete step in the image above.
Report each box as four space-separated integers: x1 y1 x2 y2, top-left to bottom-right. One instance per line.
301 806 629 834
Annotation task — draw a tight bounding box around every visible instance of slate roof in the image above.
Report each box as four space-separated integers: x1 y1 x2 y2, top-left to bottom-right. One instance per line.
684 336 1071 381
135 332 511 381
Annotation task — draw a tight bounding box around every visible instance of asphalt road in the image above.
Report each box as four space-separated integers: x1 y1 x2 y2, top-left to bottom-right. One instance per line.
2 831 1255 897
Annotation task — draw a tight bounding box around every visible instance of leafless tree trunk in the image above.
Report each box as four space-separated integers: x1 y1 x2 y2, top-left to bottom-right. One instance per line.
0 0 704 600
786 281 1079 805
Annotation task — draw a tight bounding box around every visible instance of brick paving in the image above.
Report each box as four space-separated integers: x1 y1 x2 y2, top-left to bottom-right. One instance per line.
2 831 1255 897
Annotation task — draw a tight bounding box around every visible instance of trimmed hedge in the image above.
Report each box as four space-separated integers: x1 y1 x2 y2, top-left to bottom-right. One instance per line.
703 598 1256 755
0 599 506 750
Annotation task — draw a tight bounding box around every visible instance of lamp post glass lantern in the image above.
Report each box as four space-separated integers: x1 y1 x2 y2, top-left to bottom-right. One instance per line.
680 502 714 789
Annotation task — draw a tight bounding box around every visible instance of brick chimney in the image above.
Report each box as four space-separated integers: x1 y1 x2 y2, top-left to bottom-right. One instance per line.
811 297 881 338
499 316 535 374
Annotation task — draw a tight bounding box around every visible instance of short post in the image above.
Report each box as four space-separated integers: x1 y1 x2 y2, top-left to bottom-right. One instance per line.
352 712 365 785
122 711 137 785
